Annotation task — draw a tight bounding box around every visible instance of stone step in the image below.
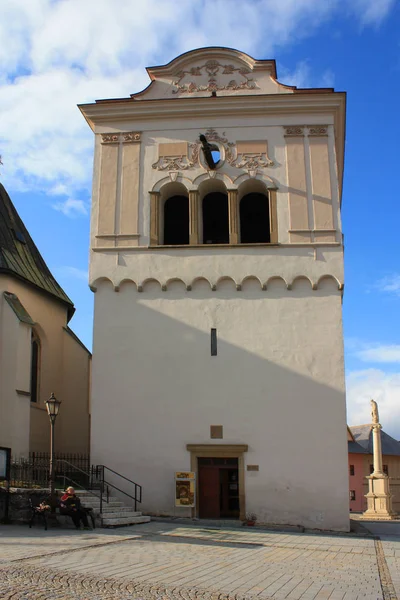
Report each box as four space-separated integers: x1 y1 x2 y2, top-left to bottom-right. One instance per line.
100 511 143 519
93 506 138 514
80 498 125 506
101 515 151 527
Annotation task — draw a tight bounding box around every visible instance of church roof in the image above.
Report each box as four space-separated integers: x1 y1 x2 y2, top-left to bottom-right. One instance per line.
349 424 400 456
0 183 74 318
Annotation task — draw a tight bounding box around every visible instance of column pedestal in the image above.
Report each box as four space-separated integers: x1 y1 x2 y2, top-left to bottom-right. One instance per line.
361 474 397 520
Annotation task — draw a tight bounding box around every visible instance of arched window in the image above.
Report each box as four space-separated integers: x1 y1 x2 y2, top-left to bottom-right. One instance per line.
163 195 189 245
30 331 40 403
240 192 270 243
203 192 229 244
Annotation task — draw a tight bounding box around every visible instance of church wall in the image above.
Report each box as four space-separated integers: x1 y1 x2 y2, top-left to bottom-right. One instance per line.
0 276 90 456
0 285 31 458
91 278 349 530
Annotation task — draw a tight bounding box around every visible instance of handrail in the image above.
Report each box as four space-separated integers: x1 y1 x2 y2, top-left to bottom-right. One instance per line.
52 460 142 525
56 460 102 503
96 465 142 514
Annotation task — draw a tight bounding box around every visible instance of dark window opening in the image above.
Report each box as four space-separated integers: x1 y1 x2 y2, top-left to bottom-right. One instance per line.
30 335 40 403
163 195 189 245
211 328 217 356
383 465 389 475
203 192 229 244
349 490 356 501
349 465 355 476
240 192 270 243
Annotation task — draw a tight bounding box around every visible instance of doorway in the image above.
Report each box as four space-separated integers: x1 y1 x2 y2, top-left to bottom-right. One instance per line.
198 457 239 519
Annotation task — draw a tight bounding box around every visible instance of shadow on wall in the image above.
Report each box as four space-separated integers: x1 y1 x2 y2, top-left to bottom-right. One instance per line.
90 277 348 529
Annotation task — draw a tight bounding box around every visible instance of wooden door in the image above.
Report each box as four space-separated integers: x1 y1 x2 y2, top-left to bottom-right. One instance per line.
198 466 220 518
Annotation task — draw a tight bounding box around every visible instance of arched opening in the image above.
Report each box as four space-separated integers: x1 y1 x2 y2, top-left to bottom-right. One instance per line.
240 192 270 243
30 331 40 403
163 195 189 245
203 192 229 244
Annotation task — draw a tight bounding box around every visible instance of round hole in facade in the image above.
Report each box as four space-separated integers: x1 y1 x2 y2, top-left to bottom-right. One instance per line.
203 192 229 244
211 149 221 166
163 195 189 245
240 192 270 243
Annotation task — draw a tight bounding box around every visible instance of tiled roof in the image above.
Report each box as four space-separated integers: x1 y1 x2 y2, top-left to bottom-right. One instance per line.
349 424 400 456
0 183 74 318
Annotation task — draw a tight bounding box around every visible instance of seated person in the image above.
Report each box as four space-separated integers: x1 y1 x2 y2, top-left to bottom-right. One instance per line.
60 486 91 530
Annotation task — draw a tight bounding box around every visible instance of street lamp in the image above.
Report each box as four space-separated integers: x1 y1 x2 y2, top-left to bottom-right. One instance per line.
45 393 61 498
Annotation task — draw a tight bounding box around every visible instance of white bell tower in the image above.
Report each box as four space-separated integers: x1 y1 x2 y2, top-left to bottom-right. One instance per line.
80 47 349 530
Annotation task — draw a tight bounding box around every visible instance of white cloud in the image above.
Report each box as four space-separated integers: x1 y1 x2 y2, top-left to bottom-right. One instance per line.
376 274 400 296
349 0 395 26
52 198 88 217
356 345 400 364
346 338 400 364
347 368 400 439
0 0 395 206
56 266 88 281
280 61 335 89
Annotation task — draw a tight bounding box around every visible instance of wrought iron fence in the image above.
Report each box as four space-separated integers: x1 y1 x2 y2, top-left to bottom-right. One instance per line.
4 453 90 489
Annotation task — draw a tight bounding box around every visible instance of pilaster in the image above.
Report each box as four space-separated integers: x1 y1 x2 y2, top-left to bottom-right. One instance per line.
228 189 239 245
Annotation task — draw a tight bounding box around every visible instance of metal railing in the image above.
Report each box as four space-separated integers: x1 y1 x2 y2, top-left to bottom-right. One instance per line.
96 465 142 514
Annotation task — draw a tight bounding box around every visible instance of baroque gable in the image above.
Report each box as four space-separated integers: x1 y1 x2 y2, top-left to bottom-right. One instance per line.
131 48 295 100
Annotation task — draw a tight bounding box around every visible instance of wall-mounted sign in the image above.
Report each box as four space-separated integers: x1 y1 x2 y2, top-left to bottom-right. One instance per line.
0 447 11 481
175 471 196 508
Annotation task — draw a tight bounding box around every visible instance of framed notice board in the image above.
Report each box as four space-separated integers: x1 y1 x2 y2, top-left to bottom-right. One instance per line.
0 447 11 481
175 471 196 508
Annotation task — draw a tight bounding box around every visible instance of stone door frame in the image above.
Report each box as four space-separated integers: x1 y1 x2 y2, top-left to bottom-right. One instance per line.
186 444 248 520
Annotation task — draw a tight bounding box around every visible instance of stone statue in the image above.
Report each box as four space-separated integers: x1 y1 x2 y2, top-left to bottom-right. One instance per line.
371 399 379 425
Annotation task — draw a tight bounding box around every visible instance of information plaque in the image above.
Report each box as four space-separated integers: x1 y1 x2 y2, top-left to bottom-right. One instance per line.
175 471 196 508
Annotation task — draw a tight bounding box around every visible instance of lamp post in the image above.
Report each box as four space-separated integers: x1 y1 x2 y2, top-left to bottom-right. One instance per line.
45 393 61 499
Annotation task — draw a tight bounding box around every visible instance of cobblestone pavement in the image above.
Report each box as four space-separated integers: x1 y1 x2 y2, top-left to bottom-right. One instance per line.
0 521 398 600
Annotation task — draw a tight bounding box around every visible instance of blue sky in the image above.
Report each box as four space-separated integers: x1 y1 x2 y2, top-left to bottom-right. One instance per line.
1 0 400 436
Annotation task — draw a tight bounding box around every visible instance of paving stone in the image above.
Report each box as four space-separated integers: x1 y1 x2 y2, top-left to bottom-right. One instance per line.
0 522 394 599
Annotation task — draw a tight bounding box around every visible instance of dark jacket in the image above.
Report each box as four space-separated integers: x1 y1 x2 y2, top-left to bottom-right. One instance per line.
60 493 82 511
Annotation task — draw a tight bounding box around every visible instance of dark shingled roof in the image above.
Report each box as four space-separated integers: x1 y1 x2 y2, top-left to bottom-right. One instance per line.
0 183 74 319
350 425 400 456
348 440 367 454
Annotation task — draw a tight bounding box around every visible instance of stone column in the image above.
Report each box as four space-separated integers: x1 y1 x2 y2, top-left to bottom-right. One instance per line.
189 190 199 245
228 189 239 245
361 399 397 520
372 422 384 476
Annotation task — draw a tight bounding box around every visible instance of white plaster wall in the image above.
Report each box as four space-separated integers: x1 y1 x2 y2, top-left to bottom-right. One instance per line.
0 294 31 458
90 246 343 291
91 277 349 530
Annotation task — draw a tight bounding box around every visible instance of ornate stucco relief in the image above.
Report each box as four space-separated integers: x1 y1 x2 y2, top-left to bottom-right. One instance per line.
226 140 274 169
283 126 329 137
152 129 274 174
152 143 199 171
101 132 141 144
172 60 259 95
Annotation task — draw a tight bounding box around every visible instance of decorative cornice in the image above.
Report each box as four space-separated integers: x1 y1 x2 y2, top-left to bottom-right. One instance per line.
284 125 329 138
284 126 304 137
101 132 141 144
308 125 328 136
101 133 120 144
89 273 344 293
123 131 141 143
